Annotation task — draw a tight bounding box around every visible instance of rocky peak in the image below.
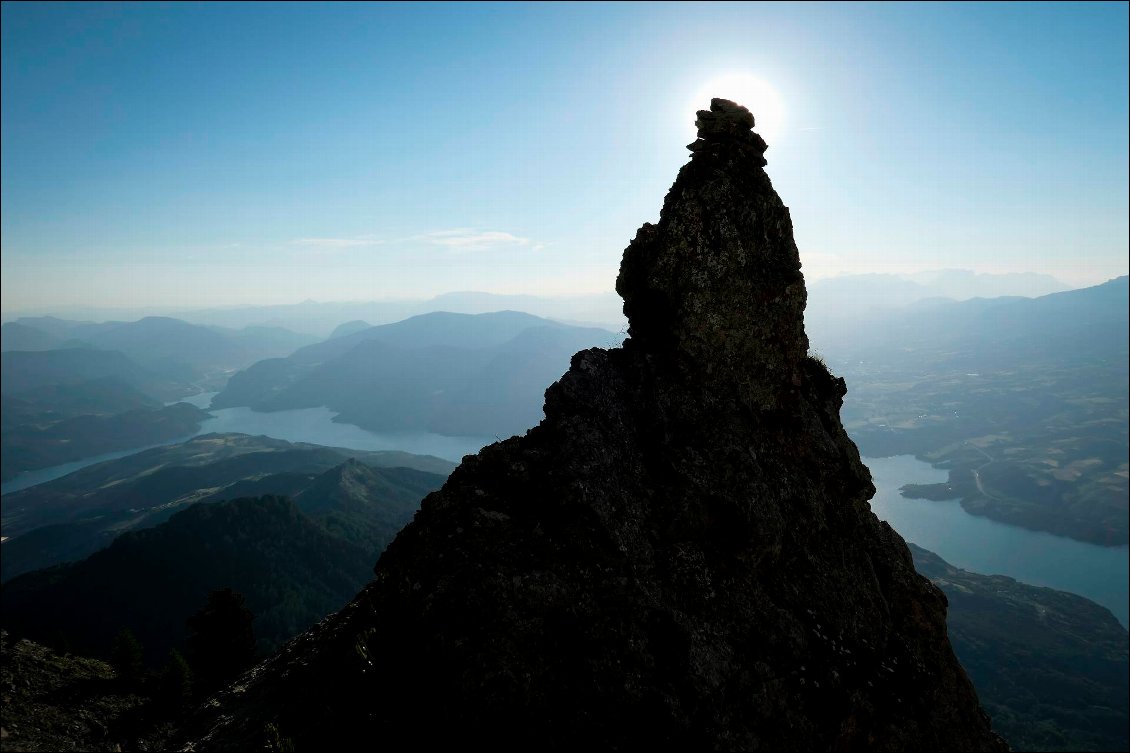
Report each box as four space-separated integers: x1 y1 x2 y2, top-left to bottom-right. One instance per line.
618 97 806 410
180 102 1006 752
687 97 768 158
335 456 369 476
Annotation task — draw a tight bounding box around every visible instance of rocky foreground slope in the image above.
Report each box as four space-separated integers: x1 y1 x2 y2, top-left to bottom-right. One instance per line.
180 100 1006 751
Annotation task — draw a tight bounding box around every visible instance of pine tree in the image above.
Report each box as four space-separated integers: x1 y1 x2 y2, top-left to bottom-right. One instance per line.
158 649 194 709
111 628 144 685
186 588 256 693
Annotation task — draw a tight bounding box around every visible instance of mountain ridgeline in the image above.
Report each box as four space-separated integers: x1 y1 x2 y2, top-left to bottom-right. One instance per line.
211 310 621 438
0 345 211 480
2 452 448 664
2 315 319 384
2 496 375 668
0 317 317 482
179 100 1005 750
1 433 453 581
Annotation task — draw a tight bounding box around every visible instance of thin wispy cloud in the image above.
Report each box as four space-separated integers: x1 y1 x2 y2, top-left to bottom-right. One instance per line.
291 237 384 249
414 229 531 251
290 229 540 255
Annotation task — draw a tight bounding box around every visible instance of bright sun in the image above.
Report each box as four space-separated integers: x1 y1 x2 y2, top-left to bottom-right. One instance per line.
690 73 786 144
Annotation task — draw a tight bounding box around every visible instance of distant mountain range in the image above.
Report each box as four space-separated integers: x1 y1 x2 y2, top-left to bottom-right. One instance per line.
1 347 204 481
167 291 628 337
0 322 78 352
3 292 628 338
213 310 622 438
2 316 318 385
2 271 1073 340
1 347 188 404
329 319 373 339
804 270 1070 342
902 269 1069 298
809 269 1067 310
0 316 321 481
827 276 1128 545
0 432 454 580
816 275 1127 369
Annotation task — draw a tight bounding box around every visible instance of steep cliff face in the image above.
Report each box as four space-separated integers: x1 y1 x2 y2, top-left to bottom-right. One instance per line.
181 100 1006 751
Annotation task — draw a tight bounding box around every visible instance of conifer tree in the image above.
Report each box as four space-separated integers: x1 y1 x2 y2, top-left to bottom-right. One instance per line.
111 628 144 684
186 588 256 693
158 649 194 709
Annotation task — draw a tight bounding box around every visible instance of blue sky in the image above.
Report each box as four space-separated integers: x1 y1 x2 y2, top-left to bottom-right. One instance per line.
2 2 1127 311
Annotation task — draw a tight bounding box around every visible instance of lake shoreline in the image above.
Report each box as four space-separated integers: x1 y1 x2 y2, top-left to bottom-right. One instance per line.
891 452 1128 548
865 454 1128 628
2 397 493 497
856 445 1128 548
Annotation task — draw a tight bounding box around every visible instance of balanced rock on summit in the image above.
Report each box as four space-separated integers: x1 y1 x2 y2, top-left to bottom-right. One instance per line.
687 96 767 161
181 101 1006 751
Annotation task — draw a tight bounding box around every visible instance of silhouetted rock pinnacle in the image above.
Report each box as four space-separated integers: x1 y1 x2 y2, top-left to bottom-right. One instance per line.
620 97 805 410
180 101 1007 751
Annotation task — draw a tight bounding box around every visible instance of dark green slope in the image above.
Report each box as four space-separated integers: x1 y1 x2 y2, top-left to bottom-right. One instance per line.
1 433 451 581
1 496 373 666
293 458 443 556
199 471 319 505
911 545 1129 752
2 432 339 540
1 402 208 483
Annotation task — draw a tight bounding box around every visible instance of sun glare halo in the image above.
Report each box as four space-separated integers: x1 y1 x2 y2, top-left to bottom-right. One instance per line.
690 73 786 145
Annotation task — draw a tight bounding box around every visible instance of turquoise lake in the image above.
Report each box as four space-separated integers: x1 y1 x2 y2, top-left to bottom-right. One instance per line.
866 454 1128 627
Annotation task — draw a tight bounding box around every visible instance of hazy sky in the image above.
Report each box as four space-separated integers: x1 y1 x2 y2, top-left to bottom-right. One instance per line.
2 2 1127 312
